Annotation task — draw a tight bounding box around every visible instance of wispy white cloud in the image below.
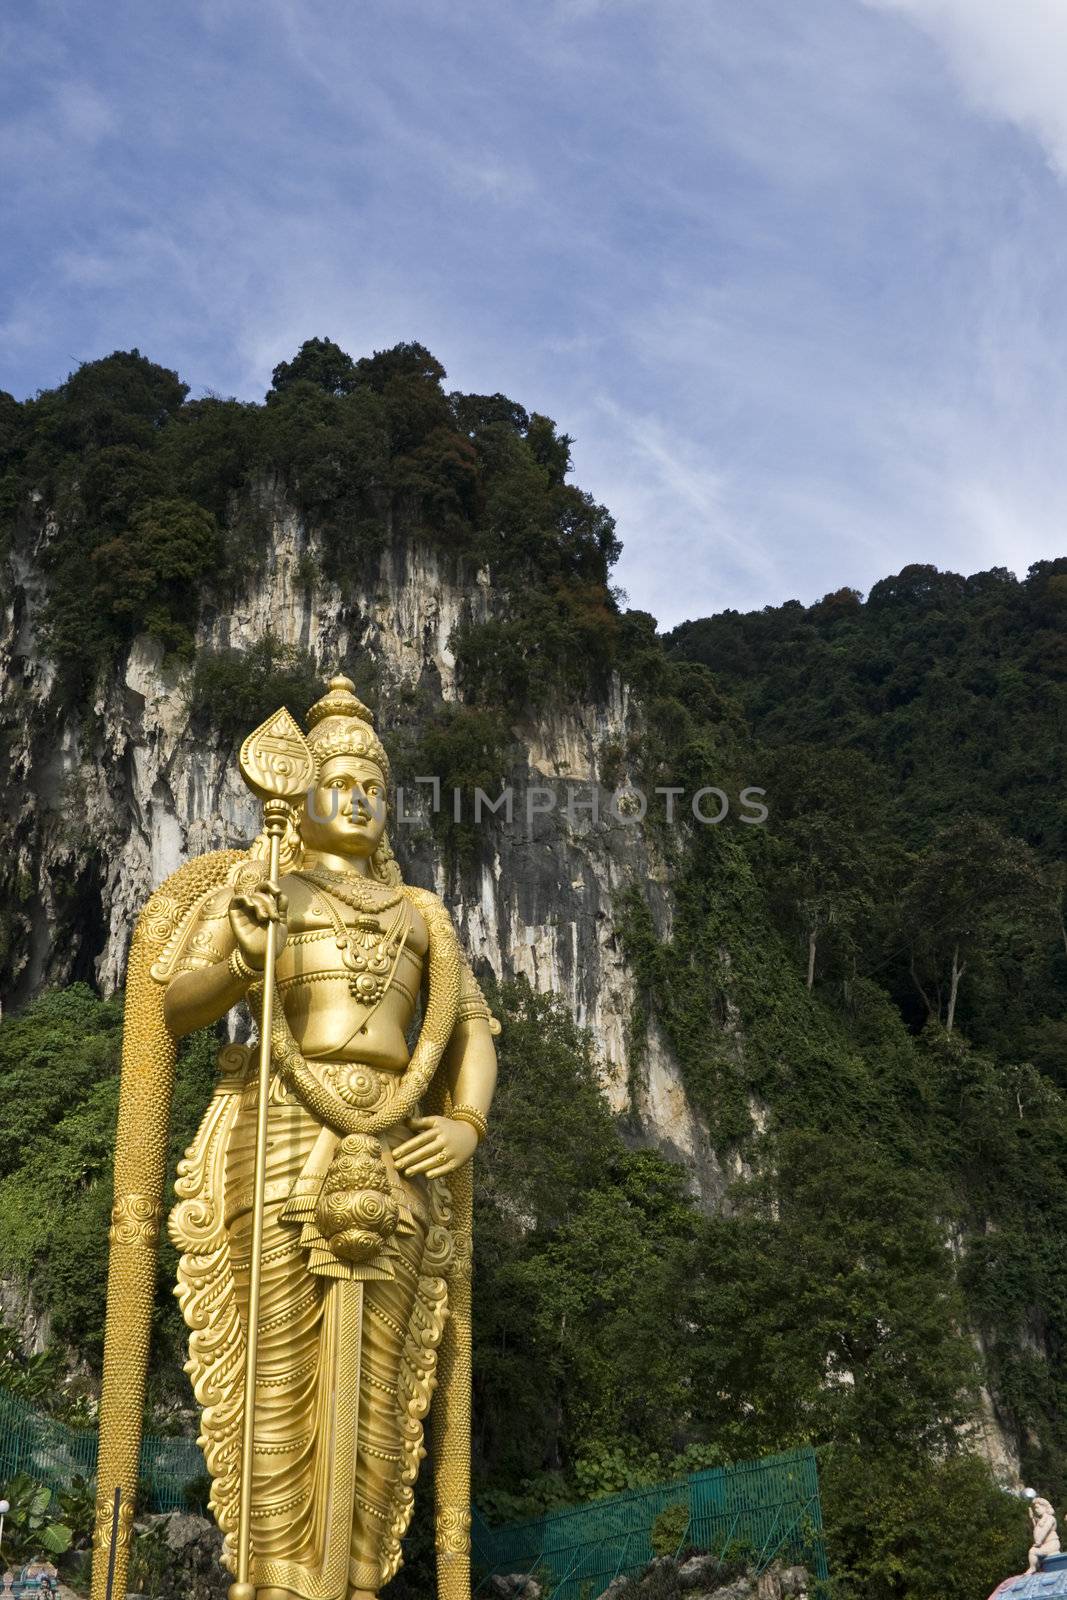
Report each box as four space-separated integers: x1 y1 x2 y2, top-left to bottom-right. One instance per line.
865 0 1067 176
581 397 776 619
4 0 1067 625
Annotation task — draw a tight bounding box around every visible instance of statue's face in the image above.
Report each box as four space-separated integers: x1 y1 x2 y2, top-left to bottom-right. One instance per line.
302 755 388 860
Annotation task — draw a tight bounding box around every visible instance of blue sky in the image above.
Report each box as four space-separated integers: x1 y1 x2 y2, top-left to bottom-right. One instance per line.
4 0 1067 627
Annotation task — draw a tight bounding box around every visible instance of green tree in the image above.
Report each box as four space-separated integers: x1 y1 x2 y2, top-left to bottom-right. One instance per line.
268 336 359 398
187 634 323 742
91 496 221 653
0 988 218 1378
764 745 900 987
822 1449 1027 1600
48 348 187 452
901 818 1049 1032
689 1133 978 1458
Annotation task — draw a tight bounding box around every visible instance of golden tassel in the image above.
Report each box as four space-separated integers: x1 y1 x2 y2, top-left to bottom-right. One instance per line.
91 850 244 1600
432 1156 474 1600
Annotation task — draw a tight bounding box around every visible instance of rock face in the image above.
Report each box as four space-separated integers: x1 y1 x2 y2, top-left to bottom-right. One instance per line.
116 1523 809 1600
0 488 1029 1485
125 1510 228 1599
489 1555 811 1600
0 492 723 1197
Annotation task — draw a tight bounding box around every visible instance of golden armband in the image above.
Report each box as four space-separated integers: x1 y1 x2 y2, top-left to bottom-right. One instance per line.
450 1105 488 1143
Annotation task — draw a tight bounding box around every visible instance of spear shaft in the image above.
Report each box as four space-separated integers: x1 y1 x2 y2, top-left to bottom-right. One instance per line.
230 707 315 1600
230 806 287 1599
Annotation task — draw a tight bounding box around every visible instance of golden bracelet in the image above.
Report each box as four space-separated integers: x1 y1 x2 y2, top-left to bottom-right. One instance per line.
229 947 263 985
450 1104 488 1143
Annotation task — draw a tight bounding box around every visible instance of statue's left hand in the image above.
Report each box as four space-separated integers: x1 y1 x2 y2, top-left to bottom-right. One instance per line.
393 1116 479 1178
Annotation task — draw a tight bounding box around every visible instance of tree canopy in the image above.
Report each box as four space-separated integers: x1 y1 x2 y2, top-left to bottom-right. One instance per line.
0 340 618 700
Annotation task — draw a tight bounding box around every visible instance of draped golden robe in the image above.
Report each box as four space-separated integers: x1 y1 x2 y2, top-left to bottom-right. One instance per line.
173 1054 454 1595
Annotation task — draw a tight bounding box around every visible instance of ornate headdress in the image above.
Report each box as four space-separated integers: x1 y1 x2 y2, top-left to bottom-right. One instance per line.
294 673 400 885
305 674 389 782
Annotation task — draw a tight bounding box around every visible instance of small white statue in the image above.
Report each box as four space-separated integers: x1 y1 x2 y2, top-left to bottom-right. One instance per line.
1025 1488 1060 1573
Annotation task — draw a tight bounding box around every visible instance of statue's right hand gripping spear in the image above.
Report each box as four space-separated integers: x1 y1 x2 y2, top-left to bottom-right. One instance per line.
229 706 316 1600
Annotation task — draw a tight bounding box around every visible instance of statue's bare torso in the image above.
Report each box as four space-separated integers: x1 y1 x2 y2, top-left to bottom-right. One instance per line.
271 874 430 1066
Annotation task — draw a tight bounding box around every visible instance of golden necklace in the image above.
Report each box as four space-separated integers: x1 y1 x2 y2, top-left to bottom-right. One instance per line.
299 862 404 913
296 869 409 1010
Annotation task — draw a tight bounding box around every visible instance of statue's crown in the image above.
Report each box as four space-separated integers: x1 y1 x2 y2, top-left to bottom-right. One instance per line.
305 674 389 779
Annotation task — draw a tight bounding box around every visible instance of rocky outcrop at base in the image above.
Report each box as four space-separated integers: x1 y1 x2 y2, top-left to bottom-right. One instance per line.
124 1510 228 1600
488 1553 810 1600
108 1512 810 1600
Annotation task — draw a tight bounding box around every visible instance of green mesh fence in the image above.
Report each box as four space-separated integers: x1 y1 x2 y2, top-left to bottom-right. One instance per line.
1 1389 827 1598
0 1389 206 1513
472 1447 829 1600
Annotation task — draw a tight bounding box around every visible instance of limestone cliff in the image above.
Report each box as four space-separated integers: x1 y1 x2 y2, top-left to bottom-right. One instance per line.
0 487 730 1198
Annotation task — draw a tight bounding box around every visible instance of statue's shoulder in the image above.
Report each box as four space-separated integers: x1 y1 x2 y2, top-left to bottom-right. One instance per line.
401 883 445 913
401 883 456 933
399 886 496 1028
395 883 438 950
144 847 249 981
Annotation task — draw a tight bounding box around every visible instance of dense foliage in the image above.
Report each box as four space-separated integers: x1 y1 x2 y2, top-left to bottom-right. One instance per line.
660 578 1067 1507
0 985 217 1392
0 340 618 701
4 341 1065 1596
668 565 1067 855
186 633 324 743
0 975 1036 1597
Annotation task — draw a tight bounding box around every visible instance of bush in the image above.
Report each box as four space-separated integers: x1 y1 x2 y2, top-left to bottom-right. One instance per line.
650 1502 691 1558
128 1520 170 1595
181 1472 212 1514
406 707 513 866
91 496 222 654
822 1447 1029 1600
186 635 323 743
0 1474 73 1561
452 583 620 714
0 988 220 1380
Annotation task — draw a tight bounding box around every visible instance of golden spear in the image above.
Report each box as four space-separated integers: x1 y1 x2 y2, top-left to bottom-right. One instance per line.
229 706 316 1600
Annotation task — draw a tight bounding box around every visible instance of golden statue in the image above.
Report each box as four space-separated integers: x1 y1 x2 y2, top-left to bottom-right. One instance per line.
91 676 498 1600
